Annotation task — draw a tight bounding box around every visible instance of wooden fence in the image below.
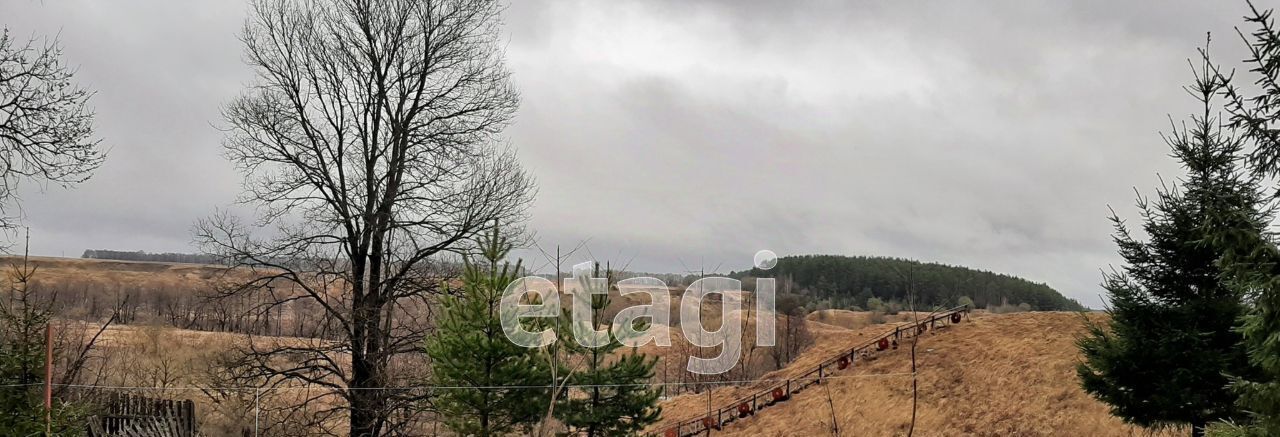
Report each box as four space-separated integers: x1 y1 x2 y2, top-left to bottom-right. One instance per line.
655 304 971 437
86 392 196 437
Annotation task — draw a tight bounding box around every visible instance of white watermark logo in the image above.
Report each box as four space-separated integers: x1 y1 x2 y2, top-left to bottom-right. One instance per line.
501 250 779 375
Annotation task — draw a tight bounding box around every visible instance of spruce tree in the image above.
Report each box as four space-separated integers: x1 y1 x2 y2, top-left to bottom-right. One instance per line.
0 255 84 434
1209 4 1280 434
1076 55 1261 437
425 228 548 436
555 263 661 436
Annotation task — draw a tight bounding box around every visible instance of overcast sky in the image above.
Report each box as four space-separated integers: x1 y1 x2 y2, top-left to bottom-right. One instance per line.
2 1 1262 308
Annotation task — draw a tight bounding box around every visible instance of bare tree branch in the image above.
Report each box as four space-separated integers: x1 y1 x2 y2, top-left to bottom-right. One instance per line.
195 0 532 434
0 28 105 229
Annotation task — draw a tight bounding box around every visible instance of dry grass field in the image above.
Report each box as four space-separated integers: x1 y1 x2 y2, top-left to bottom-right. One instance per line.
4 255 226 287
806 309 937 331
4 256 1178 436
653 312 1182 437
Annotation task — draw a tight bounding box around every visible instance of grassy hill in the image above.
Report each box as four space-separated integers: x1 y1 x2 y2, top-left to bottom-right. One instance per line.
734 255 1084 311
652 312 1177 437
9 255 1158 435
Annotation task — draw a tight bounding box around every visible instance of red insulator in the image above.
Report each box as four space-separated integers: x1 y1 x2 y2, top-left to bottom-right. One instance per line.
951 312 962 323
877 337 890 351
837 356 851 370
665 428 678 437
772 387 787 401
702 417 716 430
738 402 752 416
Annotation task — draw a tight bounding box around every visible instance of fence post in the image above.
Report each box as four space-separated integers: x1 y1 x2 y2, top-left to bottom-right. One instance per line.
183 399 195 435
254 388 261 437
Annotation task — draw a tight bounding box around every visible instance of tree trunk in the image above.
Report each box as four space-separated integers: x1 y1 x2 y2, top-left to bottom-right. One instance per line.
350 348 388 436
1191 419 1206 437
350 287 388 437
350 354 378 436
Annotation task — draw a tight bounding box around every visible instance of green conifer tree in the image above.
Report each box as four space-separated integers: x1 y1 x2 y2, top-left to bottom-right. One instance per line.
426 227 548 436
1208 4 1280 434
0 255 84 434
555 263 661 436
1077 54 1262 437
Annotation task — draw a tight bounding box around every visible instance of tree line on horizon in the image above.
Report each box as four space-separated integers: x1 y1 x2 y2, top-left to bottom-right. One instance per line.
735 254 1085 312
80 249 220 265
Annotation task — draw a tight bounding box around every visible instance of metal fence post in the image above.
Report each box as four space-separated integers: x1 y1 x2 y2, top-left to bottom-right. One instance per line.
254 388 261 437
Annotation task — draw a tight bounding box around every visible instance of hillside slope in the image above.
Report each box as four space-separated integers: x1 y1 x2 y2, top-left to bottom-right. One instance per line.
654 312 1178 437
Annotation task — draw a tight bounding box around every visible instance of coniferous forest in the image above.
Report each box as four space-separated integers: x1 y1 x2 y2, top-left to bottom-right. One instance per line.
736 255 1084 311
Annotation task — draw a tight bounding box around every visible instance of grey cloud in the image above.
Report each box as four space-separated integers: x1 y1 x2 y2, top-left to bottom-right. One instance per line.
2 0 1260 308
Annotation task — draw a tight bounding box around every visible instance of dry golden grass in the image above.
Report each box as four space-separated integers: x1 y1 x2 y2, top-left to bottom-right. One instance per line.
806 309 927 331
653 312 1182 437
1 255 227 289
807 309 875 330
21 257 1169 436
651 313 917 428
83 323 356 434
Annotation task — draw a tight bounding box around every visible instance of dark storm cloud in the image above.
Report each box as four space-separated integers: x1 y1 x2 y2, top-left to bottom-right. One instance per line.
2 0 1259 307
502 0 1257 308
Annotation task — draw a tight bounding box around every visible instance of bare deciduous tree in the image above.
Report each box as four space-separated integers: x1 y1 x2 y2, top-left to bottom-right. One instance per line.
770 293 812 371
0 28 104 226
195 0 533 434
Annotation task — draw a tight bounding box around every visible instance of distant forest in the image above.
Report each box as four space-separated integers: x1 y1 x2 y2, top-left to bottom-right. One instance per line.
734 255 1084 311
78 250 1083 310
81 249 219 265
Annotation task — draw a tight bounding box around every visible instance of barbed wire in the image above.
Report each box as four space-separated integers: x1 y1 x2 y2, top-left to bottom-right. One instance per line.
0 371 915 392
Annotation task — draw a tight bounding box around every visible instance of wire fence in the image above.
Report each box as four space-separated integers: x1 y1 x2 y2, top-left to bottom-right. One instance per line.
5 371 933 392
26 370 938 437
18 304 970 436
654 304 971 437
